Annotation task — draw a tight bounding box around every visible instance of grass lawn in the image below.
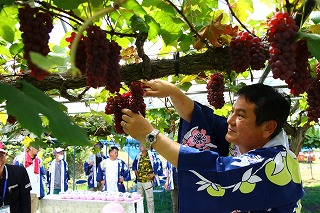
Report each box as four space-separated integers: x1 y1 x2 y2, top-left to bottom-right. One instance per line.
300 149 320 213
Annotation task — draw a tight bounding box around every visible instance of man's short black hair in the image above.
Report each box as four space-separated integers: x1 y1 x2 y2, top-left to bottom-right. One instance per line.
237 83 290 139
109 146 119 153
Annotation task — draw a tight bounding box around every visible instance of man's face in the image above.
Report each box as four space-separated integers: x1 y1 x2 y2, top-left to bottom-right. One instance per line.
29 146 39 156
55 151 64 160
109 149 118 160
0 152 6 171
225 96 266 153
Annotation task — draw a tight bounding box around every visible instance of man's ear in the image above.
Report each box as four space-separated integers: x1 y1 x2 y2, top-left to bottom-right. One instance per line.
264 120 277 138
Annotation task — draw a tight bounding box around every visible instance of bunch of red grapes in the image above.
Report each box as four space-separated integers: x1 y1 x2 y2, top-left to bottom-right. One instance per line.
267 12 299 81
105 41 122 93
206 73 225 109
305 62 320 122
306 78 320 122
229 31 266 73
285 39 311 96
105 81 146 134
84 26 110 88
65 27 122 92
18 5 54 81
66 32 87 75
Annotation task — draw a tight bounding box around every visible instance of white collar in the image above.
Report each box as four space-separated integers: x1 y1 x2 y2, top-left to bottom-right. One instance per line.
262 129 289 150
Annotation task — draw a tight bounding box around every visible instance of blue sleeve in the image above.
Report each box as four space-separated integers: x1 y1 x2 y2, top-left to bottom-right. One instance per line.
83 162 91 175
96 164 103 182
132 157 138 171
153 154 163 176
65 161 70 181
121 161 131 181
177 146 304 212
178 101 229 156
39 166 45 198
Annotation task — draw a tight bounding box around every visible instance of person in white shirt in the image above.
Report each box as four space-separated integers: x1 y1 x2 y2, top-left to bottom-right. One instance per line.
96 146 131 192
47 147 70 194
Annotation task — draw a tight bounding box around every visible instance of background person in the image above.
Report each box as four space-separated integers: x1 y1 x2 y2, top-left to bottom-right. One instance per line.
164 161 178 213
96 146 131 192
84 141 107 191
13 142 45 213
121 81 304 212
47 147 70 195
0 141 31 213
132 143 163 213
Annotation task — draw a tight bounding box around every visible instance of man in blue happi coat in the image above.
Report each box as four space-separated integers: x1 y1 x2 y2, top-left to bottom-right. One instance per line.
121 80 304 213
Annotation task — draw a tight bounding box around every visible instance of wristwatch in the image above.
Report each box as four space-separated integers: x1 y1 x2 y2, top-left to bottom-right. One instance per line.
145 129 160 150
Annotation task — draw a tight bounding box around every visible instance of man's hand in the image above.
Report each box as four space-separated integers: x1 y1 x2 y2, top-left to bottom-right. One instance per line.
148 173 155 180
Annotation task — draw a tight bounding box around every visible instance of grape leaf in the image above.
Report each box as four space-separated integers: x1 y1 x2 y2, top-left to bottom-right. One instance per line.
297 32 320 60
29 52 67 71
52 0 86 10
0 24 14 43
194 14 238 49
310 11 320 25
0 0 14 5
230 0 254 22
0 81 89 146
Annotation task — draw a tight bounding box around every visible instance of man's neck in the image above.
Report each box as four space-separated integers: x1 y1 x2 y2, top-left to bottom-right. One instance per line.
141 151 147 156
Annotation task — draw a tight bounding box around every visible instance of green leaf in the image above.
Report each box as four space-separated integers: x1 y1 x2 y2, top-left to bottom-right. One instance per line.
29 52 67 70
152 10 184 45
310 11 320 24
0 24 14 43
179 34 194 51
9 42 23 55
144 14 160 40
0 81 89 146
297 32 320 60
0 0 14 5
123 0 146 15
53 0 86 10
230 0 254 22
129 14 150 33
177 82 192 92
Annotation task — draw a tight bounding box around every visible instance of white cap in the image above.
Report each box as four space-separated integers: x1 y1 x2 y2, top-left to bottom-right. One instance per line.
54 147 64 154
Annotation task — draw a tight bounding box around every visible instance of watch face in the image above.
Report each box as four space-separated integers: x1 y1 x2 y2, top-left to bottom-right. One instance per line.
147 135 155 142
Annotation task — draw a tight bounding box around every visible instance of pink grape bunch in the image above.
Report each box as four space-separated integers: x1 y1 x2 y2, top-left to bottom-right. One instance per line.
306 78 320 122
230 31 266 73
206 73 225 109
65 26 122 92
66 32 87 75
129 81 146 117
18 5 54 81
105 41 122 93
267 12 299 81
105 81 146 134
285 39 311 96
85 26 110 88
